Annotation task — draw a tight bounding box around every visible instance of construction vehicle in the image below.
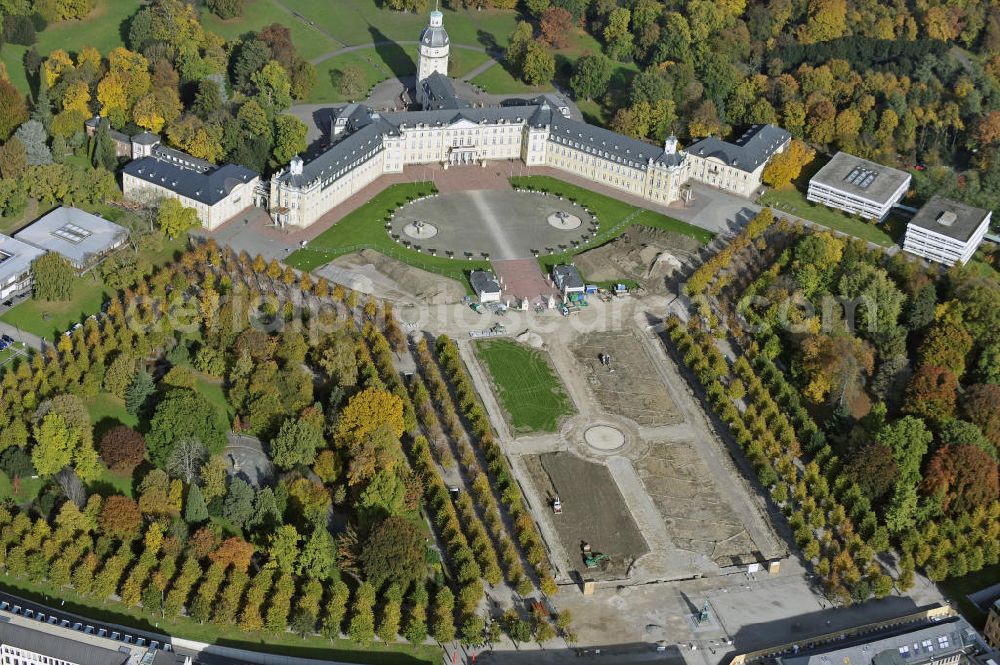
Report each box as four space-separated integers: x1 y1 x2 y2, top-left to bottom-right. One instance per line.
552 497 562 514
581 542 609 569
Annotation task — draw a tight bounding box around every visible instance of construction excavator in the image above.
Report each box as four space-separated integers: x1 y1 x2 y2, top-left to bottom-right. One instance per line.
582 542 609 569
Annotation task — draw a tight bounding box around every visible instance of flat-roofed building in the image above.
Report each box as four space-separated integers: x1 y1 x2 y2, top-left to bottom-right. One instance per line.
807 152 911 221
902 195 992 266
14 207 127 273
0 620 130 665
121 146 259 230
0 234 45 300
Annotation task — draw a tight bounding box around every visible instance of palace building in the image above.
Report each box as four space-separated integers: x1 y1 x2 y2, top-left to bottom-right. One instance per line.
267 10 791 230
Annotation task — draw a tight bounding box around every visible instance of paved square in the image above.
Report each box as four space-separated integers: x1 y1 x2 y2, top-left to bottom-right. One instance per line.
390 189 596 260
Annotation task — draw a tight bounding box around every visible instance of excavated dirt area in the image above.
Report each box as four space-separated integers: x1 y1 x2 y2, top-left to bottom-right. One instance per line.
572 330 683 426
320 249 466 305
637 439 761 566
573 227 701 295
525 451 649 581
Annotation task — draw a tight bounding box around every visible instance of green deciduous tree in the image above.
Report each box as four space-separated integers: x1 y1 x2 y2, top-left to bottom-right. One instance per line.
31 252 74 302
270 417 323 470
157 198 200 239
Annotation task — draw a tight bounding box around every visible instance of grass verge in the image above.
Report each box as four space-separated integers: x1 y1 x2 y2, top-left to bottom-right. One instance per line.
0 575 438 665
474 339 574 434
284 182 489 288
759 186 896 247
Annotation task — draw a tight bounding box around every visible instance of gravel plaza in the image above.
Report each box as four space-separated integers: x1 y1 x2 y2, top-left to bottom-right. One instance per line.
388 189 597 260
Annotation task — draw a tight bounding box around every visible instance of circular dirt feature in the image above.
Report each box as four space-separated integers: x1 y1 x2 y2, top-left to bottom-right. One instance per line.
403 220 438 239
547 211 582 230
584 425 626 451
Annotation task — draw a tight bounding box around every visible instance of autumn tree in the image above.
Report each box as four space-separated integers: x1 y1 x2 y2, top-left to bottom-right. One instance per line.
99 495 142 541
762 139 815 188
540 7 573 48
32 413 77 476
0 79 28 140
922 445 999 514
962 383 1000 447
902 365 958 424
348 581 376 643
99 426 146 473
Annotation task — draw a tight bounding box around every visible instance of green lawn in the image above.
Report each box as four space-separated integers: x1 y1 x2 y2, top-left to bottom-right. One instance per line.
760 186 896 248
0 471 44 506
309 48 408 104
281 0 520 51
938 564 1000 629
510 175 714 273
474 339 574 434
285 182 489 288
201 0 337 61
0 575 438 665
0 0 143 95
85 392 138 430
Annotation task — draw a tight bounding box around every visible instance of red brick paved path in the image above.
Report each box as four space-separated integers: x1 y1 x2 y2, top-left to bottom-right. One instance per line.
493 258 557 304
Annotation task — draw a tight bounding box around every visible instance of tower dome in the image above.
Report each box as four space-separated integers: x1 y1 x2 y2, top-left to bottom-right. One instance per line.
417 10 449 82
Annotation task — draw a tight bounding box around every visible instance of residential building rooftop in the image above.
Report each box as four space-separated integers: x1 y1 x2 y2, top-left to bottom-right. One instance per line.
0 620 131 665
809 151 911 203
122 152 258 206
907 195 991 243
686 124 791 173
14 207 127 268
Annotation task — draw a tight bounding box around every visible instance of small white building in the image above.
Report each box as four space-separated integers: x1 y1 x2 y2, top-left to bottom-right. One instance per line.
14 207 127 273
807 152 911 221
0 234 45 300
902 195 992 266
470 269 502 303
121 146 259 230
551 264 585 299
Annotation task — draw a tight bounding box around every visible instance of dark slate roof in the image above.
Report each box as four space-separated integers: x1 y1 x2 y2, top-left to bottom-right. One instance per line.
109 128 130 144
281 99 686 190
0 621 130 665
123 153 258 206
418 72 468 111
132 131 160 146
552 264 584 290
686 124 790 172
470 270 501 295
546 107 684 169
151 144 213 173
420 12 449 47
908 195 991 242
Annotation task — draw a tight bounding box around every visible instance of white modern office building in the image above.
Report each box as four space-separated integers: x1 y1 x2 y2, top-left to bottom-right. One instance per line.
807 151 911 221
0 234 45 300
902 195 992 266
266 10 790 230
13 207 128 273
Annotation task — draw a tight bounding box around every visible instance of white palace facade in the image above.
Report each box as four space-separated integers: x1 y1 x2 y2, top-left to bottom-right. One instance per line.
267 11 791 229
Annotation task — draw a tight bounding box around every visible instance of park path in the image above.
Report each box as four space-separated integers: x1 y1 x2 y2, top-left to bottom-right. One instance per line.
0 321 45 351
309 39 502 66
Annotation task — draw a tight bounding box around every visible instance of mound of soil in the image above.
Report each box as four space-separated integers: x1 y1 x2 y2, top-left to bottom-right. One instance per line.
574 227 701 295
320 249 466 305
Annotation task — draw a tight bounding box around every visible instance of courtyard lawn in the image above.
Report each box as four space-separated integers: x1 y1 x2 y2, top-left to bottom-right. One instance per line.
309 46 415 104
510 175 714 272
760 186 896 248
0 0 143 95
0 575 438 665
474 339 574 434
285 182 489 287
